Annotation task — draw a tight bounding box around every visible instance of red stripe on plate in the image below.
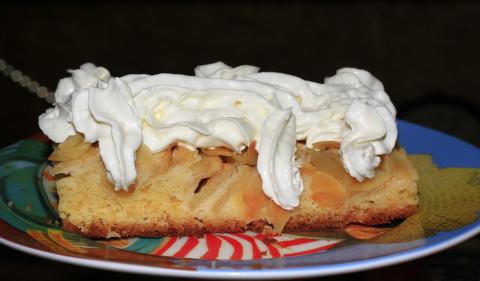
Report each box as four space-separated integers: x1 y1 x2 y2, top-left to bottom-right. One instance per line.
153 237 177 256
232 233 262 259
217 234 243 260
282 242 340 257
201 234 222 260
254 233 281 258
173 236 199 258
275 238 317 248
266 243 281 258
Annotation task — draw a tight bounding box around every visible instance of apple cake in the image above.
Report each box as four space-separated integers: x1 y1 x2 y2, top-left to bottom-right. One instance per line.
50 135 418 238
39 62 419 239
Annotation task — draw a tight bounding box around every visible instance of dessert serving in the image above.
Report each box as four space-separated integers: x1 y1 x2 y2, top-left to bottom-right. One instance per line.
39 62 418 238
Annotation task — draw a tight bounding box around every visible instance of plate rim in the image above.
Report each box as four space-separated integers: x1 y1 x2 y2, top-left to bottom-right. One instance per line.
0 120 479 279
1 222 480 279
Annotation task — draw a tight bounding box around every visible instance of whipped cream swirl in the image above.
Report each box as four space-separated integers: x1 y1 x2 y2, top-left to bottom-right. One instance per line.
39 62 397 210
39 63 142 190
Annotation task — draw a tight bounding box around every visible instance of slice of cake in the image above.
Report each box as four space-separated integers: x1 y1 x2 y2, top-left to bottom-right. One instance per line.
50 135 417 238
39 62 418 238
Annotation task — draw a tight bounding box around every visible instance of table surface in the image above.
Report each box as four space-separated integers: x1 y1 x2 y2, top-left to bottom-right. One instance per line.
1 2 479 280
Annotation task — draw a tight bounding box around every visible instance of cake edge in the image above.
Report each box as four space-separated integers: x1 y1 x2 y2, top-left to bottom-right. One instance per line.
61 204 417 238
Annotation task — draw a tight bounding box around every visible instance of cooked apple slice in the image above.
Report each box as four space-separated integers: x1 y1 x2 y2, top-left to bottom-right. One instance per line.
49 134 94 162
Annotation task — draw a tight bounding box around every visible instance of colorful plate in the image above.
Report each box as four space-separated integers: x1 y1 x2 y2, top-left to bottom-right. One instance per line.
0 120 479 279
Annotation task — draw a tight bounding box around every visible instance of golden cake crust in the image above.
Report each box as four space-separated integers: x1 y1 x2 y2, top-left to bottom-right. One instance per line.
61 205 417 238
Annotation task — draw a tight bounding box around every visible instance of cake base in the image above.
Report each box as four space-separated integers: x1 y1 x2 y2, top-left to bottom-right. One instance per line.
50 136 418 238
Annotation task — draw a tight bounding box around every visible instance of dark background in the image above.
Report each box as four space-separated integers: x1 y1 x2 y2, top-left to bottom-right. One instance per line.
1 1 479 280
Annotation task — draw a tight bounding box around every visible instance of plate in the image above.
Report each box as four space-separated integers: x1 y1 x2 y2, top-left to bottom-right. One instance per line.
0 120 479 279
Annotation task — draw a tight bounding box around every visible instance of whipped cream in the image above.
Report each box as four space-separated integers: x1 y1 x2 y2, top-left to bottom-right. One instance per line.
40 63 142 190
39 62 397 210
